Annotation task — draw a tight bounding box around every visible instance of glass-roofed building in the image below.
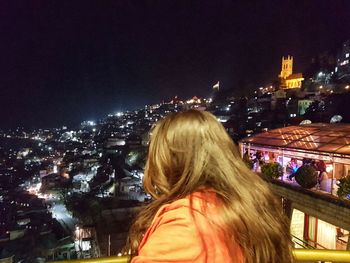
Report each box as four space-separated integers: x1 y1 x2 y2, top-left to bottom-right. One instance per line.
240 123 350 250
240 123 350 159
240 123 350 193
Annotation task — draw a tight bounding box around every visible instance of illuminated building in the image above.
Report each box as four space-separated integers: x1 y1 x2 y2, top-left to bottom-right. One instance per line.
279 55 304 89
279 55 293 79
297 99 313 115
240 124 350 250
285 73 304 89
336 40 350 82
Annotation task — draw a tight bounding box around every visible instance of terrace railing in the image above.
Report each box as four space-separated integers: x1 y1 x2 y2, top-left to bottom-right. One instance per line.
50 249 350 262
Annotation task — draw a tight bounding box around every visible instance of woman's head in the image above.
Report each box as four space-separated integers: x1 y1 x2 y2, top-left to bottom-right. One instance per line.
144 110 241 199
128 110 293 262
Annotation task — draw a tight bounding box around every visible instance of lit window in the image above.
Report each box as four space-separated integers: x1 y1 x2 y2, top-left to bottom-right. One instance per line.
346 53 349 58
340 60 349 66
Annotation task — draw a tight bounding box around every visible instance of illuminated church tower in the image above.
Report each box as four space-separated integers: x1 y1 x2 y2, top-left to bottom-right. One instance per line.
278 55 304 89
279 55 293 79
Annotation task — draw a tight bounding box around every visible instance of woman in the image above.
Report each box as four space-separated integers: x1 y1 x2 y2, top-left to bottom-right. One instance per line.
317 160 329 191
126 110 293 263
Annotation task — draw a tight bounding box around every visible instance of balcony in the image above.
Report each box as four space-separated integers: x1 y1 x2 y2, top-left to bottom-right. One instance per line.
49 249 350 262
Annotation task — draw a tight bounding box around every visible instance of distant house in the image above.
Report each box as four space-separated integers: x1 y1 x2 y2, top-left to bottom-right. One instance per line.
336 40 350 82
37 234 76 261
41 173 68 190
126 134 142 148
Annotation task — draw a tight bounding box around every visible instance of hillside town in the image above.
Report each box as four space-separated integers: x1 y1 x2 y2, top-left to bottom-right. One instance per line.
1 39 350 262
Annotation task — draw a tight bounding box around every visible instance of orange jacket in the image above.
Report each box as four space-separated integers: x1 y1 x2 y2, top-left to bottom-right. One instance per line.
131 191 243 263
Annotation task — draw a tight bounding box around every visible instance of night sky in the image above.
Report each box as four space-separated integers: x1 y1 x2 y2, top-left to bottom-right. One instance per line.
1 1 350 128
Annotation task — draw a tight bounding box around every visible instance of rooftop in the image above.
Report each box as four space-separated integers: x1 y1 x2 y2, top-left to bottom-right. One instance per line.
286 73 303 80
241 123 350 155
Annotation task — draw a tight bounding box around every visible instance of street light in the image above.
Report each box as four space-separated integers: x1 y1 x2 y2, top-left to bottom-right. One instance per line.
345 85 349 90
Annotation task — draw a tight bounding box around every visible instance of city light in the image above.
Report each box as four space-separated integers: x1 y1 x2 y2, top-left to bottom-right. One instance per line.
1 3 350 262
86 121 95 126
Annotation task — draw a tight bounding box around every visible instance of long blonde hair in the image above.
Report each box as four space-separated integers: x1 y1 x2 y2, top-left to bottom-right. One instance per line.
127 110 293 262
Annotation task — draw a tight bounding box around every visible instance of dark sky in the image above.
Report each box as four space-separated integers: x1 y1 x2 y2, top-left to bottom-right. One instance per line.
1 1 350 128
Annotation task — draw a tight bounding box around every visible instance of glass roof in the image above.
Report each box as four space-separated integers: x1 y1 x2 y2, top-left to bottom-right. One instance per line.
240 124 350 156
